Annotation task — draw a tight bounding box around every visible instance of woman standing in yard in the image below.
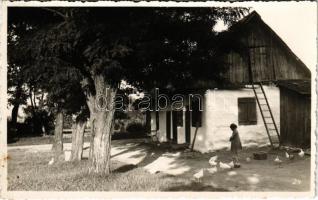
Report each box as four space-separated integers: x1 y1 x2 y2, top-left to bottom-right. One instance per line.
229 123 242 168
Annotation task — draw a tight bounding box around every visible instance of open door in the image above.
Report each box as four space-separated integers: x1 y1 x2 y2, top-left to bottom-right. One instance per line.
172 110 183 144
172 111 178 143
185 108 191 144
166 111 171 141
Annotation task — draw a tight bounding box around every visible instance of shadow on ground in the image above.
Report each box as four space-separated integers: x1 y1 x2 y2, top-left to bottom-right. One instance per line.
164 181 228 191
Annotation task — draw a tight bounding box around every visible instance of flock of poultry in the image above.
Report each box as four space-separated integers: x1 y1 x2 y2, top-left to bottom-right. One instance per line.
193 149 306 181
46 148 306 182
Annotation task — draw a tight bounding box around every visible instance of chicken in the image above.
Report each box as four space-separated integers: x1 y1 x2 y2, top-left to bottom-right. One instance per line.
48 158 54 165
207 167 217 174
228 161 235 168
219 161 231 170
246 157 251 162
285 151 296 160
298 149 305 157
193 169 204 181
274 156 282 167
292 178 302 185
285 152 290 159
208 156 218 166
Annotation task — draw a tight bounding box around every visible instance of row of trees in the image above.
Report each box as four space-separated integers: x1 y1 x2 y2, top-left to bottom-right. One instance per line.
8 7 248 174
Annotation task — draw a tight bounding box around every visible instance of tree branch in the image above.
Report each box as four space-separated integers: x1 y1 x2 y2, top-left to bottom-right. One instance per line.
41 8 67 21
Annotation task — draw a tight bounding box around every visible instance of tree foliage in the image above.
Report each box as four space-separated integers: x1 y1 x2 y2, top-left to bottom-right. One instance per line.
8 7 249 173
9 7 249 92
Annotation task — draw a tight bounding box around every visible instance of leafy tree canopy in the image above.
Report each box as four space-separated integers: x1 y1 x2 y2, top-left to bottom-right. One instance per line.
9 7 249 94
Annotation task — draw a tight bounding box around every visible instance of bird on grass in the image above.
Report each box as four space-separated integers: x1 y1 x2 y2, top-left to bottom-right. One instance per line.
207 167 218 174
274 156 283 167
209 156 218 166
285 152 290 159
298 149 305 157
193 169 204 182
228 161 235 169
219 162 231 170
48 158 54 165
285 152 295 160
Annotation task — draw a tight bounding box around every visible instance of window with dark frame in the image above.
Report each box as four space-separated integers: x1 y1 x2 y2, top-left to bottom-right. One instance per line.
238 97 257 125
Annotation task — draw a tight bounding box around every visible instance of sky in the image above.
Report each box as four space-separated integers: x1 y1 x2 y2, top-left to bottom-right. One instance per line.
253 2 317 72
215 2 317 72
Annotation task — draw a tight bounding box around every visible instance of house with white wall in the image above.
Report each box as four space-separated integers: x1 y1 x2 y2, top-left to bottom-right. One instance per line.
150 11 311 153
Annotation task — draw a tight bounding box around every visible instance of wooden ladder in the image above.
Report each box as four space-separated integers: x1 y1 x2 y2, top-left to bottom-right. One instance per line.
252 82 280 148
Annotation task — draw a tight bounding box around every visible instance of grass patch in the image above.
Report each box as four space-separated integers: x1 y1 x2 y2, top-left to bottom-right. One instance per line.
9 140 309 192
8 136 91 147
8 134 147 147
8 136 54 146
8 150 221 191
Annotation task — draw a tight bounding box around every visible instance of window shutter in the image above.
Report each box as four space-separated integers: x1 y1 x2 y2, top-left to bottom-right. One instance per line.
238 98 257 125
238 102 248 124
248 100 257 124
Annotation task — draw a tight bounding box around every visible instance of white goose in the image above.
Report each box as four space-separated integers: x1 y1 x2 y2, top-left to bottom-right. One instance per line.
193 169 204 182
298 149 305 157
208 156 218 166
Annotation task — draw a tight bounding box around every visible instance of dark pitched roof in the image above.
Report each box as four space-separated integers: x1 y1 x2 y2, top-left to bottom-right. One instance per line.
277 79 311 95
220 11 311 78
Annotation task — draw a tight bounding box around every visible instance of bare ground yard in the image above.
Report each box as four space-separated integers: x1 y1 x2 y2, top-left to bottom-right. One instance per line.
7 139 311 191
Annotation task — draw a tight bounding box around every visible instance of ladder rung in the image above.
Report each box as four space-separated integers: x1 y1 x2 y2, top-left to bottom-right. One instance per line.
254 83 280 146
268 130 276 135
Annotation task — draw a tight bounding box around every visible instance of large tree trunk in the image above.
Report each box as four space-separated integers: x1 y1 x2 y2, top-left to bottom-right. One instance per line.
88 114 95 159
52 111 64 156
11 103 19 127
9 103 20 142
86 75 117 175
71 119 87 161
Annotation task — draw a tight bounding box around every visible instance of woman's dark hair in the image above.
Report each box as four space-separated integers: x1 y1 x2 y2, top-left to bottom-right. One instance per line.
230 123 237 130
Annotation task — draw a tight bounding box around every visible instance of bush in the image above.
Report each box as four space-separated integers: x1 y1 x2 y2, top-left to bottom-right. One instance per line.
126 122 145 133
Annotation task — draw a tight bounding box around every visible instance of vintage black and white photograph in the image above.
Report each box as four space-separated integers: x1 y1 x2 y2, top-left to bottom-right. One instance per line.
1 1 316 197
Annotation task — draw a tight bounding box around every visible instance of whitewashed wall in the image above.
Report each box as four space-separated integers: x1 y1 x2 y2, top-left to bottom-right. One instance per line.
152 85 280 153
191 85 280 152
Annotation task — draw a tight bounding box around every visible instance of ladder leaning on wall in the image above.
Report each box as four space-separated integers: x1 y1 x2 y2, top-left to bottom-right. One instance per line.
252 82 281 148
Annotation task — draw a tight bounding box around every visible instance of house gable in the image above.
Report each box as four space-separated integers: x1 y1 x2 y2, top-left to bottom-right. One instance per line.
221 11 311 84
